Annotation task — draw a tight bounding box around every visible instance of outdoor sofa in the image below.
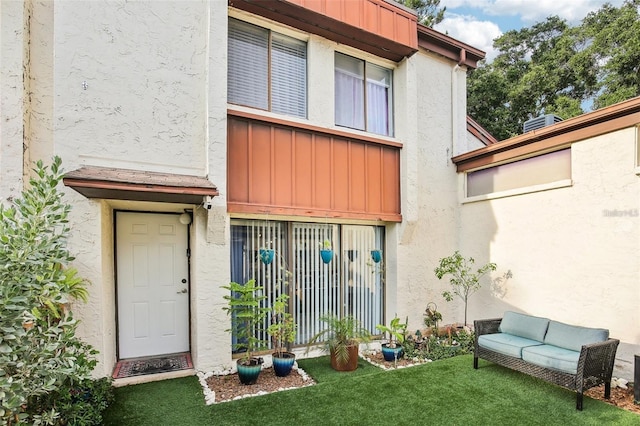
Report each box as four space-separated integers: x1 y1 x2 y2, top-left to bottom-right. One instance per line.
474 311 619 410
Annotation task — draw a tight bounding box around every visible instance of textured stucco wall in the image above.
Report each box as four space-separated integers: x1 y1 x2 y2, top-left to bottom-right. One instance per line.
52 0 209 175
393 50 465 330
0 0 26 203
460 127 640 378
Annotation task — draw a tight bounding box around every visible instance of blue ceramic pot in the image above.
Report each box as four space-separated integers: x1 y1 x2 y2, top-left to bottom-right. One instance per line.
272 352 296 377
381 344 404 362
370 250 382 263
320 249 333 264
259 249 274 265
237 359 262 385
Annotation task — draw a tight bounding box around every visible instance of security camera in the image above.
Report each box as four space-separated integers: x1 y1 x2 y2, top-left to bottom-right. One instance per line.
203 196 213 210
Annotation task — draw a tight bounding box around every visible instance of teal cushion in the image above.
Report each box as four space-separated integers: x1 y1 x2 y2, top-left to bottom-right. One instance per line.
498 311 549 342
543 320 609 352
478 333 543 358
522 344 580 374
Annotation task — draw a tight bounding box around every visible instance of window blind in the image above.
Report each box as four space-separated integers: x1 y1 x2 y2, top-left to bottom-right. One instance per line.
228 19 268 110
272 34 307 118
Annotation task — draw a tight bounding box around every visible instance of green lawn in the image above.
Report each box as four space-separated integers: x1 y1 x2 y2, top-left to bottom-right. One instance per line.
104 355 638 425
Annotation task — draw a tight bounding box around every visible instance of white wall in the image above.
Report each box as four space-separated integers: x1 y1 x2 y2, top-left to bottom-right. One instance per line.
52 0 209 175
393 50 466 330
0 0 26 204
460 127 640 378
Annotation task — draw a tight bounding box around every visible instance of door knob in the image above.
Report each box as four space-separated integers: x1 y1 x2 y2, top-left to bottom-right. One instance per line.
177 288 187 294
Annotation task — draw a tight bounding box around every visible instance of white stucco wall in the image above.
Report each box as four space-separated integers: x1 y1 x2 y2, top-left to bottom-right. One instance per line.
393 50 466 330
52 0 209 175
0 0 26 204
459 127 640 378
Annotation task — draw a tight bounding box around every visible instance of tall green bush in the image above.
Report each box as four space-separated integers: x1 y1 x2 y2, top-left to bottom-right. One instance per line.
0 157 97 425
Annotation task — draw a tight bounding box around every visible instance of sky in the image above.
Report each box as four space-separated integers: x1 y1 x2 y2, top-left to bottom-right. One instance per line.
433 0 626 61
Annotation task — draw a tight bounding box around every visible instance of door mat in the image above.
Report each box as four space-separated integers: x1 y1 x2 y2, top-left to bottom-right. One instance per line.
113 353 193 379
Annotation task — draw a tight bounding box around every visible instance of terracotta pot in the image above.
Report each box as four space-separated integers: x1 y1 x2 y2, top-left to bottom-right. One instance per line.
330 345 359 371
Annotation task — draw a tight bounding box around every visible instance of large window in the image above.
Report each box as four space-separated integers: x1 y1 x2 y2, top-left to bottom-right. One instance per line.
228 18 307 118
230 220 384 352
335 52 393 136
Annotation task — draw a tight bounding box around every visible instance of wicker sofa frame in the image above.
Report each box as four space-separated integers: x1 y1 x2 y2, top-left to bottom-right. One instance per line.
474 318 620 410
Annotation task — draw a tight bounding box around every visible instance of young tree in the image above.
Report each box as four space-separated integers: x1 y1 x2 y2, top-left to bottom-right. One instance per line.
434 251 497 327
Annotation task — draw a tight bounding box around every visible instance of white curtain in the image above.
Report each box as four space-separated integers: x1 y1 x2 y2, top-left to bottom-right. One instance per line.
366 80 389 136
335 69 365 131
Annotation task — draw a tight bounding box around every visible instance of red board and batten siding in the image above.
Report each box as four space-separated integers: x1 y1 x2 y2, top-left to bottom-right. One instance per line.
227 112 402 222
230 0 418 63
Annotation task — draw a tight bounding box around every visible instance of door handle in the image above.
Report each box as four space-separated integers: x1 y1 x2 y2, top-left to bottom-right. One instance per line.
177 288 187 294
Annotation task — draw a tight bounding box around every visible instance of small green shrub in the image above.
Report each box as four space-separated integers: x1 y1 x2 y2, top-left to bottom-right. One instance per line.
27 377 114 426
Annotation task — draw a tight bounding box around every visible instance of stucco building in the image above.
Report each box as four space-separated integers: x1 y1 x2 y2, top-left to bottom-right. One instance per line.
1 0 637 381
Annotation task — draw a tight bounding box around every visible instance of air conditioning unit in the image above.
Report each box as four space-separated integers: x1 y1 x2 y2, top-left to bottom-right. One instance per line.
523 114 563 133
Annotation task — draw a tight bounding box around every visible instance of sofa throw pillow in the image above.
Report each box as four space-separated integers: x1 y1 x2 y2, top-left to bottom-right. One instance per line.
498 311 550 342
543 320 609 352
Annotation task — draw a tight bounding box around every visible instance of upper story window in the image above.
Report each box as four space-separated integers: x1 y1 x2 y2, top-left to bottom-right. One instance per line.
335 52 393 137
228 18 307 118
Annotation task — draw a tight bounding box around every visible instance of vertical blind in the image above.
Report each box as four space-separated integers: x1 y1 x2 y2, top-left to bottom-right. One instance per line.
229 220 384 350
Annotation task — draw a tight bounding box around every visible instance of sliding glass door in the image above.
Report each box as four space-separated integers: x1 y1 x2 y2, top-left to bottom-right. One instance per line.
229 220 384 351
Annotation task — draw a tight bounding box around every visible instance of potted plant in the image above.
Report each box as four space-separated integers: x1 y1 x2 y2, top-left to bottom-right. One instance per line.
221 279 271 385
259 240 275 265
376 316 407 362
259 247 275 265
267 294 297 377
434 251 497 327
319 239 333 264
370 249 382 264
307 314 370 371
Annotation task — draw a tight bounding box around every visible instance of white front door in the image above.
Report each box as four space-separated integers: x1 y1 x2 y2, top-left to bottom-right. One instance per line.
116 212 190 359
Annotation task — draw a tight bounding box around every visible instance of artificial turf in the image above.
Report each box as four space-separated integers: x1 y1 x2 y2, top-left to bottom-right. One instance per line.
103 355 639 425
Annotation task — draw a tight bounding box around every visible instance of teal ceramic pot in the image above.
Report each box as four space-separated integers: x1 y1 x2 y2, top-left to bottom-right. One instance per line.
237 358 263 385
272 352 296 377
259 248 274 265
381 344 404 362
320 249 333 264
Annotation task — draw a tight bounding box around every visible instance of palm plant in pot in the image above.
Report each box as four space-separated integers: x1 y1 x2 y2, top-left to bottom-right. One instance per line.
222 279 271 385
307 314 370 371
267 294 297 377
376 316 408 362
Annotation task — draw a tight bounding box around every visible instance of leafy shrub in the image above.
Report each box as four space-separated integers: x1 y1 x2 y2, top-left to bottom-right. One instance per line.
0 157 98 425
27 377 114 426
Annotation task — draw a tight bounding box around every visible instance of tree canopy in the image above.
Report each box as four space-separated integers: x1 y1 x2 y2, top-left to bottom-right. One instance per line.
467 0 640 141
396 0 445 27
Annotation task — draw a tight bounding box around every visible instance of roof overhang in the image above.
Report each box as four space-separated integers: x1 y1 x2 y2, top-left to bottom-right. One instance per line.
63 166 219 205
417 24 485 69
229 0 418 63
454 96 640 172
